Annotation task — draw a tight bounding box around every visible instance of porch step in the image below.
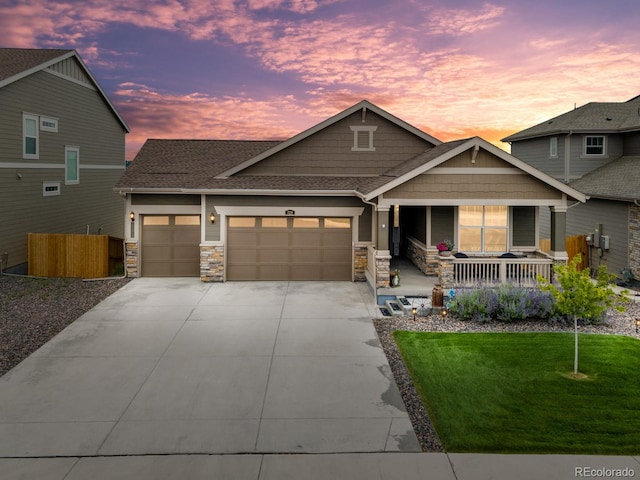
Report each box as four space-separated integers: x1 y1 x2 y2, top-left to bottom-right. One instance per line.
395 296 413 315
385 300 404 316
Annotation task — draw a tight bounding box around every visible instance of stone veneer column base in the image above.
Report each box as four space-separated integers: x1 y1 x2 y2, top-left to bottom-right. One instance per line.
200 244 224 282
125 242 138 277
354 245 368 282
375 251 391 288
437 256 454 288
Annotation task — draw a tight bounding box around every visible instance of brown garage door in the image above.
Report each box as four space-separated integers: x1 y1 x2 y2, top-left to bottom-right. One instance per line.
141 215 200 276
227 217 352 281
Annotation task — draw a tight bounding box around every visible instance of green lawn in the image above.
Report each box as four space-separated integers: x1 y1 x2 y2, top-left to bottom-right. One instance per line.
393 331 640 454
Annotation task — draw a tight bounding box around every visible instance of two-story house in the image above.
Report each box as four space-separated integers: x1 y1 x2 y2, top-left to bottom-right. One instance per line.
503 96 640 281
0 48 130 273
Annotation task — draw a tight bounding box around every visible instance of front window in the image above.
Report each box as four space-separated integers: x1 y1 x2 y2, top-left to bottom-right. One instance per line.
549 137 558 158
23 113 39 158
584 136 605 156
459 205 508 253
65 146 80 184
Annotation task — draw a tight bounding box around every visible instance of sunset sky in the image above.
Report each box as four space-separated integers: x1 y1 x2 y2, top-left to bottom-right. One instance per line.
3 0 640 160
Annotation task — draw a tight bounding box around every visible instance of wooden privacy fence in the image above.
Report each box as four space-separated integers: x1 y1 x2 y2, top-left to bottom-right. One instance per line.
539 235 589 271
28 234 124 278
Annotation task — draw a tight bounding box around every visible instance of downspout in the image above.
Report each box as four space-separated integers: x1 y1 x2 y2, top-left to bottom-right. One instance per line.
564 130 573 183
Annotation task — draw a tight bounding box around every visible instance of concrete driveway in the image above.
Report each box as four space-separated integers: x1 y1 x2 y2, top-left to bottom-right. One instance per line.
0 278 419 457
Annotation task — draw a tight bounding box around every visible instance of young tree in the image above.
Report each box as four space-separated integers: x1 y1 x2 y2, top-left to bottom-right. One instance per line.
538 255 626 376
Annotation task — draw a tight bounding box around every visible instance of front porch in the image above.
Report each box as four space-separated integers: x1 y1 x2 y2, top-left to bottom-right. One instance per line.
370 246 555 305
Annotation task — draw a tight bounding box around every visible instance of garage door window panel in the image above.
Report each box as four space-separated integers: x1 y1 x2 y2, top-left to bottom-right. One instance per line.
293 218 319 228
144 216 170 225
262 217 288 228
229 217 256 227
325 218 350 228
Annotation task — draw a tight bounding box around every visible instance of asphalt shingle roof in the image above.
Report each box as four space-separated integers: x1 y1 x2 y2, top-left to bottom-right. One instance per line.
503 98 640 142
114 138 452 194
0 48 72 83
569 156 640 201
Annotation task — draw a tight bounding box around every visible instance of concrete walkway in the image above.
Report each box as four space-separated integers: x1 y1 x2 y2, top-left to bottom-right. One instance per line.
2 278 639 479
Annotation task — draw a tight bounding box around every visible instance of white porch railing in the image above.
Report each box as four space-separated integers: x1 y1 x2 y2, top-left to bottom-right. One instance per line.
452 257 552 287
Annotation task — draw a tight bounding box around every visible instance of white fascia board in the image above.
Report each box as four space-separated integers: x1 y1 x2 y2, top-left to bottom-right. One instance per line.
216 100 441 178
366 137 587 203
115 187 361 197
214 205 364 217
0 51 75 89
1 50 130 133
377 198 570 208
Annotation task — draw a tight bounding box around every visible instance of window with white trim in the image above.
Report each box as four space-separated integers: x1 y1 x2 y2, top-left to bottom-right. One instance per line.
584 136 605 156
549 137 558 158
350 126 377 151
459 205 508 253
65 146 80 184
40 116 58 132
42 181 60 196
23 113 39 158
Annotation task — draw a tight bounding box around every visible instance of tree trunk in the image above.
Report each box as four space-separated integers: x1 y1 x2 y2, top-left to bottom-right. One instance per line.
574 315 579 375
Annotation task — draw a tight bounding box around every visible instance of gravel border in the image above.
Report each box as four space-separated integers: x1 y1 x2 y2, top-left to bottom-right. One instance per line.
0 274 132 377
374 299 640 453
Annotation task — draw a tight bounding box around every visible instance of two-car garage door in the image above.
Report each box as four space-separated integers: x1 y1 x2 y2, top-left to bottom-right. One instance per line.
227 216 352 281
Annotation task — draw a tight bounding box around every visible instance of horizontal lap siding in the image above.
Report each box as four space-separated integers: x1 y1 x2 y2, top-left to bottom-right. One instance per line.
0 68 126 269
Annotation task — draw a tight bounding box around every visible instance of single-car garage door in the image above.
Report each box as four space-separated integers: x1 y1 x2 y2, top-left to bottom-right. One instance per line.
227 216 352 281
141 215 200 276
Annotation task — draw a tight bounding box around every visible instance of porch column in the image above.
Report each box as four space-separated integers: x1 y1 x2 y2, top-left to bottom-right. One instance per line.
376 208 390 251
375 207 391 288
549 206 568 259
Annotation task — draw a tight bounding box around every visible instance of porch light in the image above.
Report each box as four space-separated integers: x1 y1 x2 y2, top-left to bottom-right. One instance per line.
210 212 216 224
129 211 135 221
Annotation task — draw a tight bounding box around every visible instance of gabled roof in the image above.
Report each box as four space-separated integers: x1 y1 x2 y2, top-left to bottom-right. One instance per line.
114 139 281 190
569 156 640 202
116 136 587 204
216 100 441 178
364 137 587 202
502 97 640 142
0 48 129 132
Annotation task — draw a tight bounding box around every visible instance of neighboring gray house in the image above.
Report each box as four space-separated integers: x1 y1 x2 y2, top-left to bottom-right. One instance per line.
115 100 585 296
0 48 130 272
503 96 640 280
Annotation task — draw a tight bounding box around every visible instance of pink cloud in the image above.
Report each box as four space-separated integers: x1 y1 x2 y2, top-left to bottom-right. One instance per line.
422 3 505 36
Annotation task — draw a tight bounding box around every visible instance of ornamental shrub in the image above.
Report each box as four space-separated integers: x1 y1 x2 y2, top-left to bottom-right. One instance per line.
448 283 555 323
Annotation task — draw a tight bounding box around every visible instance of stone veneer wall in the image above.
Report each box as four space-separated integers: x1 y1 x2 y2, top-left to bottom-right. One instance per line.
125 242 138 277
200 244 224 282
406 237 439 275
375 253 391 288
354 245 368 282
437 256 454 288
630 203 640 280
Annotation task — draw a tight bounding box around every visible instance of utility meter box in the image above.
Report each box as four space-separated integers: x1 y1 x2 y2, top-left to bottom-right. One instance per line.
599 235 610 250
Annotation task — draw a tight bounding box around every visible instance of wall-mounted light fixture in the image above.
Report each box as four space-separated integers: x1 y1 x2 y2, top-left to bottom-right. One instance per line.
210 212 216 224
129 211 135 221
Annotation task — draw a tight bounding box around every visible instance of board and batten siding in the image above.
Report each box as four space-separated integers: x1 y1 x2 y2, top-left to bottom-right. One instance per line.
0 63 127 269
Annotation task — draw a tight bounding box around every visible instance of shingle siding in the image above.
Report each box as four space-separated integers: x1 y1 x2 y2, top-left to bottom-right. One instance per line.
239 110 432 176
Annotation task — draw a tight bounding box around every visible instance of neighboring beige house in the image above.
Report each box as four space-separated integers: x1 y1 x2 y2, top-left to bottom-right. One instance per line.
115 100 585 297
0 48 129 272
